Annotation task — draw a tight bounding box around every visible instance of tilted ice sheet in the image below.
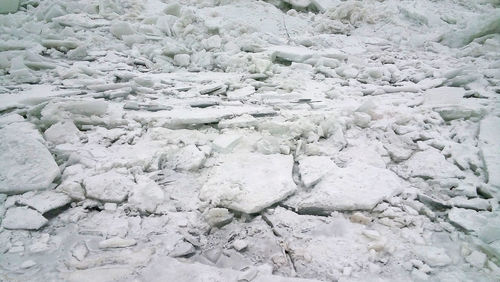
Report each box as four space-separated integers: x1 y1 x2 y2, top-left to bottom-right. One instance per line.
287 161 403 212
0 123 60 194
199 153 296 214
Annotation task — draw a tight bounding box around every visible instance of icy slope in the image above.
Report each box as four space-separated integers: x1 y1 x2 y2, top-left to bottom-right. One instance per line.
0 0 500 281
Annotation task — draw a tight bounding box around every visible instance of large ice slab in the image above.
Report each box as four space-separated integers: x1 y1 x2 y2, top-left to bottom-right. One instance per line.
83 171 134 203
0 124 60 194
479 116 500 188
423 87 485 121
139 256 320 282
0 0 19 14
270 46 315 63
298 156 337 188
17 190 72 214
399 148 463 180
2 207 48 230
199 153 296 214
288 162 403 212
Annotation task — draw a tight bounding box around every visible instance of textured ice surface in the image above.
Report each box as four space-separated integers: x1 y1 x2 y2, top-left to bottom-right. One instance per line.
479 116 500 188
200 153 296 214
2 207 48 230
289 161 402 212
0 0 499 280
0 124 60 194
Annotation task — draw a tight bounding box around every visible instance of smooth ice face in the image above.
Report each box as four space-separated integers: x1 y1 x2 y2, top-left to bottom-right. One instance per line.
0 124 60 194
199 153 296 214
289 161 403 212
399 148 463 180
298 156 337 188
0 0 19 14
83 171 134 203
2 207 48 230
479 116 500 188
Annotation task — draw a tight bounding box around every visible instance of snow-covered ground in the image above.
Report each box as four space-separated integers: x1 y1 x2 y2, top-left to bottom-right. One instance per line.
0 0 499 281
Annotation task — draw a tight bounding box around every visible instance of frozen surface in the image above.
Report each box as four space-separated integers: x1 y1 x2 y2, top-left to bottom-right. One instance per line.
0 0 499 280
288 161 403 212
200 153 296 214
0 123 60 194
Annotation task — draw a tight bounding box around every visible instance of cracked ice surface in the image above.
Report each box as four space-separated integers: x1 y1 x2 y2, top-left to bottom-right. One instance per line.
1 0 500 281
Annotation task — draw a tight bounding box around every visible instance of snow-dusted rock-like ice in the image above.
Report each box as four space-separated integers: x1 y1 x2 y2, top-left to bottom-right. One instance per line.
199 153 296 214
0 124 60 194
289 162 403 212
479 116 500 188
2 206 48 230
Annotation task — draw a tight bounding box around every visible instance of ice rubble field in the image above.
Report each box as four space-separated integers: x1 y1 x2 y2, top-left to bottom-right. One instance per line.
0 0 500 281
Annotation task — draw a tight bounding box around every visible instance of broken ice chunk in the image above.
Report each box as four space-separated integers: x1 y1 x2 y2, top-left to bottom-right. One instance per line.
128 177 165 214
212 134 241 153
44 120 81 145
200 83 227 95
423 87 484 121
41 99 108 127
226 86 255 101
270 45 315 64
203 35 222 50
232 239 248 252
479 116 500 188
218 114 258 129
98 237 137 249
448 207 489 232
170 145 207 171
72 242 89 261
2 207 48 230
414 246 452 267
199 153 296 214
170 241 196 257
465 250 487 268
0 0 19 14
83 171 134 203
110 21 135 39
400 148 463 180
203 208 233 228
298 156 337 188
288 162 402 213
0 124 60 194
17 191 72 214
173 54 190 67
449 197 491 211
